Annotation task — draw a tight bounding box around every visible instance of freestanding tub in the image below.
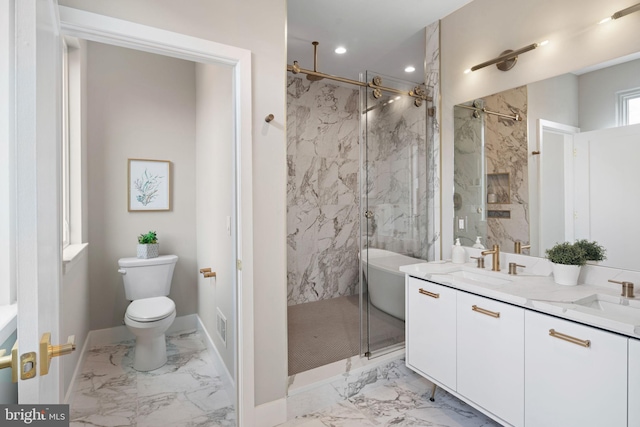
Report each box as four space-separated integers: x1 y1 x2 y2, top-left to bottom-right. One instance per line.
362 248 425 320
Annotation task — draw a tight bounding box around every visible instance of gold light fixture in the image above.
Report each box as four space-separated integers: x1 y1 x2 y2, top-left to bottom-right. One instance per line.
600 2 640 24
464 40 549 74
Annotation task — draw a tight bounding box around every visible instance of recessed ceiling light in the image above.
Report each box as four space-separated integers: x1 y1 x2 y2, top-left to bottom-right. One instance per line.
335 47 346 54
404 66 416 73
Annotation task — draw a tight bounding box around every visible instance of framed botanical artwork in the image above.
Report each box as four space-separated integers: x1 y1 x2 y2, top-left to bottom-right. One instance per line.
128 159 171 211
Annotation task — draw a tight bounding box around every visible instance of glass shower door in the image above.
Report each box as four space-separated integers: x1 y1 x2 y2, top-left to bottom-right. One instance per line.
361 71 429 358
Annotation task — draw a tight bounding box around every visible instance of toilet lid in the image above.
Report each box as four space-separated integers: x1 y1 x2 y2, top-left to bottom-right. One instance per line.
127 297 175 322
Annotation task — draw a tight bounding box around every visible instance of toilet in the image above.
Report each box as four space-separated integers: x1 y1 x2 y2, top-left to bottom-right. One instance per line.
117 254 178 371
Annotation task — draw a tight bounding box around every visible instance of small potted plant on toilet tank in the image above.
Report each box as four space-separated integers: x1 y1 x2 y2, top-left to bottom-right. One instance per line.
137 231 159 259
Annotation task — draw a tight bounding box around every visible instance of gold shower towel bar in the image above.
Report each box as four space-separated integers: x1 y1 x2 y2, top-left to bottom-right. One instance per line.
457 103 522 121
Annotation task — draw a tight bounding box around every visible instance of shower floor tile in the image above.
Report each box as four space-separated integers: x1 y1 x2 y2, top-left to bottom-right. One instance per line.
68 331 235 427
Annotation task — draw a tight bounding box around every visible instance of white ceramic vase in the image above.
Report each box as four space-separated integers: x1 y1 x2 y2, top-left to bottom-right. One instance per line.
137 243 159 259
552 263 581 286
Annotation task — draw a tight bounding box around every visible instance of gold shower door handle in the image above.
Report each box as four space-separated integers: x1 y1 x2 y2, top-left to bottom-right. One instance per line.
40 333 76 376
471 305 500 318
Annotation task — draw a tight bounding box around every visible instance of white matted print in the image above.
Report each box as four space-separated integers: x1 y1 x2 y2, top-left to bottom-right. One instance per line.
128 159 171 211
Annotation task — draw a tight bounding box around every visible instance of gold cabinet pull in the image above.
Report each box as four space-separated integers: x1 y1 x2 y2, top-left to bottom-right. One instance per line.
549 329 591 348
419 288 440 299
471 305 500 318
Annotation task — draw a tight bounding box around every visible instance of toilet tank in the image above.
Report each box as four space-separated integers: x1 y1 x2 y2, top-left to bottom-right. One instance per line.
118 255 178 300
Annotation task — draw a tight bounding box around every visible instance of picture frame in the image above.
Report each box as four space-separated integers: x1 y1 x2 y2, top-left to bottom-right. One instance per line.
128 158 171 211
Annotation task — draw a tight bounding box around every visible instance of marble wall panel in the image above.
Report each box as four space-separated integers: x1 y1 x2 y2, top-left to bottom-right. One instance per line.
287 77 361 306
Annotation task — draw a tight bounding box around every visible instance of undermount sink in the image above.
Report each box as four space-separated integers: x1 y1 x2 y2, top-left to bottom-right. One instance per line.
447 270 513 286
571 294 640 322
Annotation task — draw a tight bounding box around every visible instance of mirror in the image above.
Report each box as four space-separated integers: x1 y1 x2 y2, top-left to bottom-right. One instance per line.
454 54 640 271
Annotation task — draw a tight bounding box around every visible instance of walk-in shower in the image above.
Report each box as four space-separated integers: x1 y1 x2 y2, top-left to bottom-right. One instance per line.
286 44 433 374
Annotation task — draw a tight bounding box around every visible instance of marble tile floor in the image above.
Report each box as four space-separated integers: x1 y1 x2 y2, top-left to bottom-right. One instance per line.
68 331 235 427
281 359 500 427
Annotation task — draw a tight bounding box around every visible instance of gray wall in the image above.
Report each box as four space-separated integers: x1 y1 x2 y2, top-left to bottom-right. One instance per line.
86 42 198 330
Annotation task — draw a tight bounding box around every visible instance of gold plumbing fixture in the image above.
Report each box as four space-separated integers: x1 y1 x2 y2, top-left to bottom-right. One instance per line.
472 304 500 318
508 262 526 275
549 329 591 348
481 244 501 272
287 42 430 106
40 333 76 376
418 288 440 299
265 114 274 123
609 279 635 298
471 256 485 269
514 241 531 254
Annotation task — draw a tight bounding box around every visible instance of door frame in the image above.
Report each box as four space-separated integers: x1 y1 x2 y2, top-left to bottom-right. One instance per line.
58 6 255 423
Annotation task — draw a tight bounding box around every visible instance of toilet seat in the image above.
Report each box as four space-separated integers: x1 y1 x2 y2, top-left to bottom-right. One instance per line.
126 296 175 322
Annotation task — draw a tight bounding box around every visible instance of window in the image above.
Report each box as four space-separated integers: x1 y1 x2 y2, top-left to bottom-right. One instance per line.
617 87 640 126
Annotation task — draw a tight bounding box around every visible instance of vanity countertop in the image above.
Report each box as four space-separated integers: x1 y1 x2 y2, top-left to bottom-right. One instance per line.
401 261 640 339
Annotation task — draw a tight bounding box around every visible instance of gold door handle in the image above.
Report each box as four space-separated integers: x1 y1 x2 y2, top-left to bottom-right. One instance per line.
0 341 20 382
549 329 591 348
472 305 500 318
40 333 76 376
419 288 440 299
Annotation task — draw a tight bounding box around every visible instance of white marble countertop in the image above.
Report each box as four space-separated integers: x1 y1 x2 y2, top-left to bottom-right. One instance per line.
401 261 640 340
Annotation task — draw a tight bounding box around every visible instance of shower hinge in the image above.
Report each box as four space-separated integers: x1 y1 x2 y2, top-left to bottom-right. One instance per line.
364 351 371 357
428 107 436 117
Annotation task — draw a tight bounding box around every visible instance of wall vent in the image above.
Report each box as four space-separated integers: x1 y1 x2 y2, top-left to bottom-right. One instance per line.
216 307 227 347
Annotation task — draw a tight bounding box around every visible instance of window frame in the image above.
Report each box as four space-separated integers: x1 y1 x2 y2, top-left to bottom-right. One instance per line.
617 87 640 126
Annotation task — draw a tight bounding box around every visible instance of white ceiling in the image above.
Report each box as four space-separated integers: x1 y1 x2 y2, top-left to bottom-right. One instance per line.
287 0 473 84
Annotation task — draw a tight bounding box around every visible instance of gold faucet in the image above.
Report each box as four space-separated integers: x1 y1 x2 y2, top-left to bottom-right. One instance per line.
481 245 501 271
514 241 531 254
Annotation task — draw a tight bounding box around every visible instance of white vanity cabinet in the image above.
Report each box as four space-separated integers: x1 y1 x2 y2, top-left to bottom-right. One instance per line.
457 292 524 427
524 310 628 427
406 277 457 390
629 338 640 427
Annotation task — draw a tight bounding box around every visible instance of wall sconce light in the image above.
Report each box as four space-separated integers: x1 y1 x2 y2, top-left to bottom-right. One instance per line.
599 2 640 24
464 40 549 74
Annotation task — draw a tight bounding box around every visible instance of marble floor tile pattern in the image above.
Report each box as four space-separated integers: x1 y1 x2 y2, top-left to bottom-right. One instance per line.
69 331 235 427
282 359 500 427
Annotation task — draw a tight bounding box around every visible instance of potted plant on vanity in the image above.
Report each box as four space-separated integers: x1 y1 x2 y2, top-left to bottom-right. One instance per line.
137 231 159 259
545 240 606 286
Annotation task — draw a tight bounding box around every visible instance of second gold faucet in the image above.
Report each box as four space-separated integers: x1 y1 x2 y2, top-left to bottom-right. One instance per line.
481 244 501 271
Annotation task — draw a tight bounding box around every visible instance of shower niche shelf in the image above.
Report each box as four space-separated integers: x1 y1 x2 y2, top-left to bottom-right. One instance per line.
486 173 510 204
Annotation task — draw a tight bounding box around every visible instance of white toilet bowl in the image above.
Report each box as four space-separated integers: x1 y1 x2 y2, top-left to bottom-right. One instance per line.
124 296 176 371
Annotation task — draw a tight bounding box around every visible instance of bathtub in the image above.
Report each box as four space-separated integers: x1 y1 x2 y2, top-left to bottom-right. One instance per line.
362 248 425 321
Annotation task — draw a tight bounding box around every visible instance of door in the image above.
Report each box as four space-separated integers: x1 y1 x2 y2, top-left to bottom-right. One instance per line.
630 338 640 426
524 310 627 427
457 292 524 427
405 277 456 390
15 0 63 402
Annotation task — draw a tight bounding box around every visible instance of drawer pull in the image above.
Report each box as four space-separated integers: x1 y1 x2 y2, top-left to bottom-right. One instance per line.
418 288 440 299
549 329 591 348
471 305 500 318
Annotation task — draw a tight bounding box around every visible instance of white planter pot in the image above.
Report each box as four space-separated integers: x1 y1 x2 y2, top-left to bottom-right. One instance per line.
137 243 159 259
552 263 581 286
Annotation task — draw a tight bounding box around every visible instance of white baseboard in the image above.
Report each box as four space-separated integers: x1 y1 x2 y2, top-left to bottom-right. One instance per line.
64 331 91 404
254 398 287 427
196 315 235 389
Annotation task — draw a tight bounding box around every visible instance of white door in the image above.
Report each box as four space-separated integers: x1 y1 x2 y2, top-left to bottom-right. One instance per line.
15 0 63 403
525 310 627 427
405 277 457 390
630 338 640 426
457 292 524 427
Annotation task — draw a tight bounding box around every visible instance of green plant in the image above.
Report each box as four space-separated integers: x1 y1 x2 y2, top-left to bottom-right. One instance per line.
574 239 606 262
545 242 587 266
138 231 158 244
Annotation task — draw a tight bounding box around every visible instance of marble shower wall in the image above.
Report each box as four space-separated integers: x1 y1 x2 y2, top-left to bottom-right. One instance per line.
454 86 529 250
364 89 429 260
287 76 361 306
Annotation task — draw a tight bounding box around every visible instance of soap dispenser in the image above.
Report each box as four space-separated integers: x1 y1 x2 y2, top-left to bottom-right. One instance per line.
473 236 485 249
452 238 467 264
